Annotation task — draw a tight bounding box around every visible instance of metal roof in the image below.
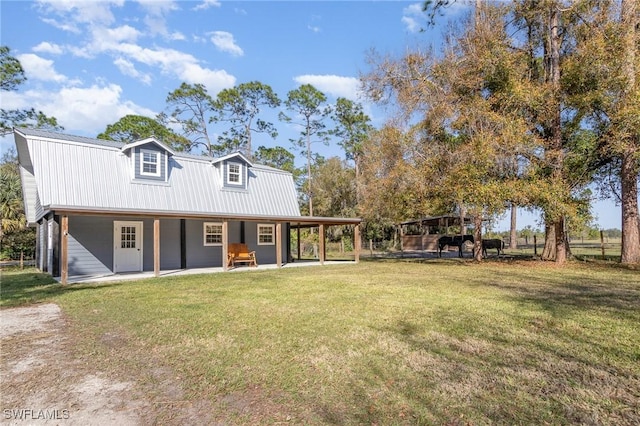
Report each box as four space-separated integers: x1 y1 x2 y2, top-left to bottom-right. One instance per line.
15 128 306 222
400 215 477 226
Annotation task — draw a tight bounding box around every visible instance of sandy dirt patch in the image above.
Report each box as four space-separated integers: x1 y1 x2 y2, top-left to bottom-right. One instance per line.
1 303 296 425
0 303 141 425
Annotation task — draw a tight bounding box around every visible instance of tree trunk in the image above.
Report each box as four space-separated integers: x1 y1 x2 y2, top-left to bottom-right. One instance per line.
307 128 314 217
555 216 567 264
473 215 483 261
542 221 556 260
621 151 640 263
548 5 567 264
620 0 640 264
509 203 517 249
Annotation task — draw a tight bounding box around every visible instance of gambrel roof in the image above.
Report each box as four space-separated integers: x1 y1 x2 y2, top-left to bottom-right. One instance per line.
15 128 302 224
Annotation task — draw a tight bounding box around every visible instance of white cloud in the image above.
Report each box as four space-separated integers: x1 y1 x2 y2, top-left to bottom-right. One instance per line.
103 43 235 93
5 84 156 135
33 0 234 92
16 54 67 83
100 25 141 43
37 0 124 28
209 31 243 57
402 3 427 33
1 84 155 135
136 0 182 39
402 0 472 32
113 57 152 85
169 31 186 41
66 25 141 58
40 17 81 33
179 63 236 94
293 75 362 100
32 42 64 55
192 0 221 11
307 14 322 33
136 0 178 16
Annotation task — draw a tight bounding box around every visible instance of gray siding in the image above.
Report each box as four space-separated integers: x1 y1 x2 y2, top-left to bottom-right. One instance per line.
52 215 293 277
65 216 183 276
67 216 113 276
244 222 288 265
140 218 181 270
160 219 181 270
185 219 221 268
185 219 248 268
37 221 46 271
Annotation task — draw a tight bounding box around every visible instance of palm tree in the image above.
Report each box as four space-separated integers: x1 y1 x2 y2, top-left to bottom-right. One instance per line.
0 168 26 237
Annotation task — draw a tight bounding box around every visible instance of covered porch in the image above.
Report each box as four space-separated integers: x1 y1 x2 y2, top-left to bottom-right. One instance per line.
51 207 362 284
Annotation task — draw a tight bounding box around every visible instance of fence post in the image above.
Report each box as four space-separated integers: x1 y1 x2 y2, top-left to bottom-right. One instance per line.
20 251 24 270
600 230 605 260
533 235 537 256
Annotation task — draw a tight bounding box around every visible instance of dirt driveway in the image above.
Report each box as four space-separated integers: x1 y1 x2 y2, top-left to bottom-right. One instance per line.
2 302 298 425
1 303 142 425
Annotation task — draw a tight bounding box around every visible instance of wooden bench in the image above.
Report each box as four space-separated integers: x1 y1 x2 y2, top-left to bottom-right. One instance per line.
227 243 258 268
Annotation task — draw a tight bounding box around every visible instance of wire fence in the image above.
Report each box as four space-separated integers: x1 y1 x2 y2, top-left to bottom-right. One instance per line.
356 236 623 260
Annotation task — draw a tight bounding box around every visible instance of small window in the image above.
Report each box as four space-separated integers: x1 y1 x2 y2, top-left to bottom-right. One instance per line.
257 224 275 245
227 162 242 185
120 226 137 249
203 222 223 246
140 149 161 177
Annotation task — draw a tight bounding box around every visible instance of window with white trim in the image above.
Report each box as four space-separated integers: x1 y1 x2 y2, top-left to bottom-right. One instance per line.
257 224 275 245
140 149 161 176
203 222 223 246
227 162 242 185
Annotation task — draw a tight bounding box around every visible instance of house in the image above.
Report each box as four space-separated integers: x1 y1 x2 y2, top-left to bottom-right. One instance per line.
14 128 361 283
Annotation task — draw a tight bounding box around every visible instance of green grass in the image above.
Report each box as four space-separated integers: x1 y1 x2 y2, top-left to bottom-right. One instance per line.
2 260 639 424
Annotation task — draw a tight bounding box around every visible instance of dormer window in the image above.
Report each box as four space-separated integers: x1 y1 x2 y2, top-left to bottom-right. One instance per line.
227 162 242 185
140 149 161 177
122 138 175 183
212 152 252 190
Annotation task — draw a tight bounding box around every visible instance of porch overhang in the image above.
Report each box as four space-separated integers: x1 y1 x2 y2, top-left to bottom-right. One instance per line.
44 205 361 285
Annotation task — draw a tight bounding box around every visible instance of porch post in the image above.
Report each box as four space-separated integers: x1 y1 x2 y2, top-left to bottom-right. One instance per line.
222 220 229 271
153 218 160 277
276 222 282 268
354 223 361 263
60 215 68 285
319 223 325 265
297 225 301 260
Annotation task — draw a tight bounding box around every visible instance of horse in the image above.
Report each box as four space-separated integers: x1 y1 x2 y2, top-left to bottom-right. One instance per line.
438 235 474 258
482 239 505 257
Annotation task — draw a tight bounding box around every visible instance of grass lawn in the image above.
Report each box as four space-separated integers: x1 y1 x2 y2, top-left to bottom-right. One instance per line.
2 260 639 424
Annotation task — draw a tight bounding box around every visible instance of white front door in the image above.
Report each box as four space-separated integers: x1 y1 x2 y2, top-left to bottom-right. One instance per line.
114 221 143 272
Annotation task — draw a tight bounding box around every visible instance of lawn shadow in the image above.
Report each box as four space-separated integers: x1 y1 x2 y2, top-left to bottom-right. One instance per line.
484 266 640 318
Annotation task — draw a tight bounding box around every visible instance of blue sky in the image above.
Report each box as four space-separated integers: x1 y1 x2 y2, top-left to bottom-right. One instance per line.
0 0 625 231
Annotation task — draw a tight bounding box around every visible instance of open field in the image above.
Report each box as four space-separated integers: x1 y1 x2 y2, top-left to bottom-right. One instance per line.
1 260 639 425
